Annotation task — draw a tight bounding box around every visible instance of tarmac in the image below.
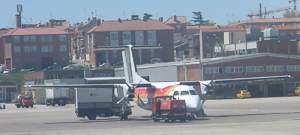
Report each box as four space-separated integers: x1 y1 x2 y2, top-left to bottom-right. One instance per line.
0 96 300 135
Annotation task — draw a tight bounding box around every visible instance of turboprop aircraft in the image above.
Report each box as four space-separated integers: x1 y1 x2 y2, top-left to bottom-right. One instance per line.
118 45 291 117
25 45 292 118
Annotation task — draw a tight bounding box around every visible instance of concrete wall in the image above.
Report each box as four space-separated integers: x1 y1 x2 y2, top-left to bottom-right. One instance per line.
31 78 84 104
177 64 201 81
139 66 177 82
115 65 178 82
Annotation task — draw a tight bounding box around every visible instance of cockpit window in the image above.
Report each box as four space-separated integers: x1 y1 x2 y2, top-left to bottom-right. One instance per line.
180 91 189 95
173 91 179 96
189 90 197 95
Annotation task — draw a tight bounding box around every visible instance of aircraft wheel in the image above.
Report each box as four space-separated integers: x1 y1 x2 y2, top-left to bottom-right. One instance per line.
123 113 128 120
180 118 186 122
120 113 128 121
87 114 97 120
153 118 159 122
120 102 129 121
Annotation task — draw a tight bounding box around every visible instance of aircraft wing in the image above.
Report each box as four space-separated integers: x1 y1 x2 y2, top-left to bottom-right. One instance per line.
212 75 292 83
160 75 292 85
137 75 292 95
25 84 127 88
85 77 125 81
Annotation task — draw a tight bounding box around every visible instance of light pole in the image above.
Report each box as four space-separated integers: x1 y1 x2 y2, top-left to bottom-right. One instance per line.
199 30 204 80
183 51 188 81
192 30 204 81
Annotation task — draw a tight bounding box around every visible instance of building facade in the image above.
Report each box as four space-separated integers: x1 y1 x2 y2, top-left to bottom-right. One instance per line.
71 17 101 63
2 27 71 70
200 53 300 97
87 17 174 67
0 29 11 64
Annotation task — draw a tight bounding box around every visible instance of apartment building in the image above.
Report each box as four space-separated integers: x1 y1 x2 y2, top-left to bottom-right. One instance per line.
0 29 11 64
87 16 174 67
2 27 71 69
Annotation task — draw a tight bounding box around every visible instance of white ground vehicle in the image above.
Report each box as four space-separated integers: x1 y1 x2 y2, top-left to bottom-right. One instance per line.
45 80 70 106
75 85 132 120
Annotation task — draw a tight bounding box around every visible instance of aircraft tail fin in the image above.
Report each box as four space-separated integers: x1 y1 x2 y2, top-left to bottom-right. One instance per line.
122 45 149 85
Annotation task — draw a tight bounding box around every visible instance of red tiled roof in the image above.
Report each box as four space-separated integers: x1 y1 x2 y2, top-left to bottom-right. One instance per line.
0 29 10 37
4 27 69 36
165 16 187 24
89 20 174 33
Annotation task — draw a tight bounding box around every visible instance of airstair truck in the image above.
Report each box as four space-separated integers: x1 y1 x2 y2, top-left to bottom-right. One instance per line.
75 85 132 120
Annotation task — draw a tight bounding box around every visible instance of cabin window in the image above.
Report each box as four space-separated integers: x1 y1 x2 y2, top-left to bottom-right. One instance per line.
189 90 197 95
180 91 189 95
173 91 179 96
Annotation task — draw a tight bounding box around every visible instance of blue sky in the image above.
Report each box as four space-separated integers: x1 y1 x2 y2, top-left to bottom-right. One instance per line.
0 0 293 28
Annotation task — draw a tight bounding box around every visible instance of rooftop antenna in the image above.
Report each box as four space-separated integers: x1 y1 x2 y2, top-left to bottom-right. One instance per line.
17 4 23 15
289 0 297 11
16 4 23 28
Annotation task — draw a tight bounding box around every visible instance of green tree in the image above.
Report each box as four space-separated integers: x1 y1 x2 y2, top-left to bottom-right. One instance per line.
143 13 152 21
192 11 214 25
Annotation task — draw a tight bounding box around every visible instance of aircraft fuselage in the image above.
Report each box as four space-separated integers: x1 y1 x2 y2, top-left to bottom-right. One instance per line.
134 83 203 114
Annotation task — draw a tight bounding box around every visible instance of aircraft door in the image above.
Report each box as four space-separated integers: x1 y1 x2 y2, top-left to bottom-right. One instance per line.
147 87 156 104
173 91 179 99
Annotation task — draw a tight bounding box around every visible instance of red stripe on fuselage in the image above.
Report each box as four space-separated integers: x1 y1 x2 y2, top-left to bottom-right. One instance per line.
135 85 177 100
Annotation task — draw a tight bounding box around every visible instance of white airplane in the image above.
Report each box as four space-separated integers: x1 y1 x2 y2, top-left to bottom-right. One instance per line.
119 45 291 117
26 45 292 118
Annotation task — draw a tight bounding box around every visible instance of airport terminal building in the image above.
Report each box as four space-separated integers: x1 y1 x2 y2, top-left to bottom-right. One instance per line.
201 53 300 98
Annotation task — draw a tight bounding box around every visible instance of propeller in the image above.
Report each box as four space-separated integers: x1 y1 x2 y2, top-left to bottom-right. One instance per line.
199 80 215 95
207 80 215 94
125 83 154 100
